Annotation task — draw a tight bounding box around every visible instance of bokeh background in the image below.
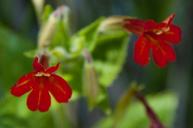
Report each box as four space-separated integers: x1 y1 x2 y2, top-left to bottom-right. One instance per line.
0 0 192 128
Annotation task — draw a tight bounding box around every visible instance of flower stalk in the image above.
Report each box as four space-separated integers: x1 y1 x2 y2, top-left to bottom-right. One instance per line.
38 5 70 49
136 92 165 128
32 0 45 24
113 82 141 127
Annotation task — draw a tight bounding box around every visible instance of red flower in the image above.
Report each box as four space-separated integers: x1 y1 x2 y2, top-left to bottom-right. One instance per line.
124 14 181 68
11 57 72 112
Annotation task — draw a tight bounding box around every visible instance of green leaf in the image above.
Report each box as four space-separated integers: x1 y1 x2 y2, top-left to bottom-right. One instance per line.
77 17 105 51
50 20 71 49
41 5 53 24
53 17 129 89
92 30 129 87
56 57 84 93
82 49 101 110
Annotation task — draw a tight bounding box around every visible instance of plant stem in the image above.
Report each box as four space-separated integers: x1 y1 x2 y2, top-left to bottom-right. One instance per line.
136 93 165 128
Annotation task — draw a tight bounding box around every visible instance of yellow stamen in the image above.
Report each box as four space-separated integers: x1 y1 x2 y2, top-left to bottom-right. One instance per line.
155 26 170 35
35 72 50 77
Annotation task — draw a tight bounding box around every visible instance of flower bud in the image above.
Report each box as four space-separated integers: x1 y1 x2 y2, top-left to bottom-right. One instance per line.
38 5 70 49
98 16 131 32
83 49 100 110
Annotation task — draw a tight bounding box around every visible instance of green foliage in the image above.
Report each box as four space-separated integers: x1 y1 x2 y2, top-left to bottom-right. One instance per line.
37 6 130 110
0 25 35 92
51 20 71 49
24 6 129 97
92 30 129 87
46 14 129 92
41 5 53 24
0 1 184 128
55 19 129 112
77 17 105 51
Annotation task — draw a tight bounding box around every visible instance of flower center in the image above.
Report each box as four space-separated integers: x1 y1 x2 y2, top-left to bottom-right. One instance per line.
35 72 50 77
154 26 170 35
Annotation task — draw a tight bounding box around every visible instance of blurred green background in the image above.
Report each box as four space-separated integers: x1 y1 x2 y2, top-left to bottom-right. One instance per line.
0 0 191 128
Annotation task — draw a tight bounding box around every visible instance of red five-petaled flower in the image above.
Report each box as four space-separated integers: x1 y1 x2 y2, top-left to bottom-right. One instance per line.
11 57 72 112
123 14 181 68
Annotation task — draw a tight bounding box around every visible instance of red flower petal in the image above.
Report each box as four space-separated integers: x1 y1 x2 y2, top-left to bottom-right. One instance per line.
48 74 72 103
144 20 157 31
39 88 51 112
26 77 51 112
134 35 151 66
161 42 176 62
123 18 146 35
46 63 60 73
11 73 34 97
152 42 176 68
162 13 175 25
33 57 44 72
152 47 167 68
27 89 39 111
159 24 181 44
27 88 51 112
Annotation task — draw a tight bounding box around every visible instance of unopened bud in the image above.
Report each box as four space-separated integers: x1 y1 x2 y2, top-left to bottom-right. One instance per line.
38 5 70 49
83 49 100 110
98 16 131 32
